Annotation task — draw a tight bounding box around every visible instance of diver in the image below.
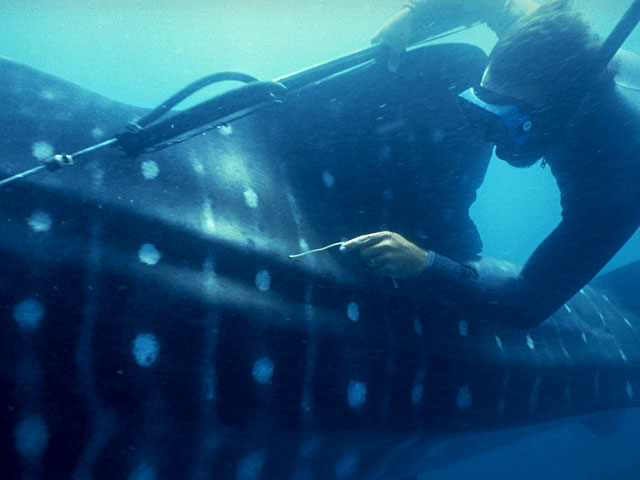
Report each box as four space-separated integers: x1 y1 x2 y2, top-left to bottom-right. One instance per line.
343 0 640 328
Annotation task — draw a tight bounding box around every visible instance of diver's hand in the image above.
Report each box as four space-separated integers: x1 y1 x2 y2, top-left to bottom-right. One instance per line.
371 7 414 72
342 231 429 279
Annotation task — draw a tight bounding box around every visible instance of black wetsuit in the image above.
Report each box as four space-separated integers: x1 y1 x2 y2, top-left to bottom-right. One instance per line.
425 98 640 327
405 0 640 327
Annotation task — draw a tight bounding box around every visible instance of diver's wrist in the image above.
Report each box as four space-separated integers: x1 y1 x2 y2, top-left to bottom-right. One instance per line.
422 249 436 275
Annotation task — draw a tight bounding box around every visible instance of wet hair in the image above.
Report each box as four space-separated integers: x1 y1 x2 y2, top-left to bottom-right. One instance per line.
487 0 617 121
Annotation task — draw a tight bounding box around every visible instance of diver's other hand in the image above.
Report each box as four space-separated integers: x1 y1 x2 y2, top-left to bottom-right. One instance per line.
371 7 414 72
342 231 428 279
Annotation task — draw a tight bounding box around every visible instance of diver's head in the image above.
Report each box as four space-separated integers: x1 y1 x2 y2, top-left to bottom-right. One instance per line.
459 0 617 166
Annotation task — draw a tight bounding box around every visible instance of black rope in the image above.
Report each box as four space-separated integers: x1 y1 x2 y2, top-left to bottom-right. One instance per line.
116 81 286 156
136 72 259 128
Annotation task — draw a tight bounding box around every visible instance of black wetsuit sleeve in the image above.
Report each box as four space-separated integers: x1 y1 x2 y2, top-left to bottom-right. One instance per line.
423 208 640 328
403 0 539 38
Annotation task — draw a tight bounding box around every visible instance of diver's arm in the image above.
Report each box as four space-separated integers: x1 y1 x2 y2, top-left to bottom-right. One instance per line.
404 0 540 38
373 0 539 70
423 210 639 329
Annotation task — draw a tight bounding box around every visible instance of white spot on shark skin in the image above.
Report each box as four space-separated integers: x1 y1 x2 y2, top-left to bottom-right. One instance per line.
495 335 503 350
620 348 628 363
252 358 274 384
218 124 233 137
14 415 49 459
627 381 634 401
457 385 472 411
599 313 606 325
347 381 367 408
203 258 219 294
298 238 309 253
27 210 52 233
202 201 216 234
138 244 161 266
13 299 44 330
412 384 424 406
191 158 205 175
40 89 57 100
220 154 251 185
204 375 215 402
129 463 156 480
580 289 587 296
301 395 312 414
91 127 105 140
91 166 105 188
322 171 335 188
244 188 259 209
624 317 633 328
336 451 360 480
413 317 423 336
602 294 610 303
526 334 535 350
236 451 266 480
581 332 588 344
561 343 571 360
132 333 159 367
379 144 393 161
141 160 159 180
255 270 271 292
528 377 542 412
31 141 54 160
347 302 360 322
458 320 468 337
564 304 572 314
412 370 426 406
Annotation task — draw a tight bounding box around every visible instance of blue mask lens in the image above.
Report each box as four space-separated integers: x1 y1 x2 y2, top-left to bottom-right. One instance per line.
458 87 533 152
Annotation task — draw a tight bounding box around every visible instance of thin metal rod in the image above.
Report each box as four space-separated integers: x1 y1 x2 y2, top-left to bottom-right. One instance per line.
0 138 117 188
0 165 48 188
275 24 479 91
71 138 118 157
289 242 345 259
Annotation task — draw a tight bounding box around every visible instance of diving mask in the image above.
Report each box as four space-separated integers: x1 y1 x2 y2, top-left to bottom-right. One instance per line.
458 86 533 152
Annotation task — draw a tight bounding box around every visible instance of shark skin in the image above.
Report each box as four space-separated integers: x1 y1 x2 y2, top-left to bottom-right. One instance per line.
0 44 639 480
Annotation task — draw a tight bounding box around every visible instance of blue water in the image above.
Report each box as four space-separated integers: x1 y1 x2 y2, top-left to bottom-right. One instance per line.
2 0 640 478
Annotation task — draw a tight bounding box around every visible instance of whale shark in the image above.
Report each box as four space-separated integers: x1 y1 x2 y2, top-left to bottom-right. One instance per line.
1 43 639 480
